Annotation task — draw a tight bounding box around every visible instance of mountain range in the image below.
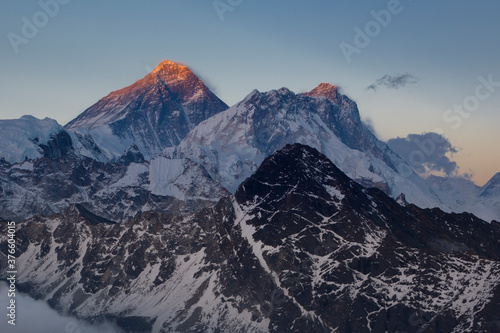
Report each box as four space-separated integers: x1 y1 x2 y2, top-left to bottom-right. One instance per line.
0 60 498 222
2 144 499 332
0 60 499 333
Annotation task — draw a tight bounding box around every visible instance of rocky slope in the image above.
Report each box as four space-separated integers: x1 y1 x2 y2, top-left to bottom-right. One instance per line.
2 144 499 332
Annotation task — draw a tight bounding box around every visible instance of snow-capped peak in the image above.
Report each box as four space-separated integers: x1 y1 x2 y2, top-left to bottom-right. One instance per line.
149 59 202 88
151 59 188 72
241 89 262 102
64 59 228 160
304 82 338 102
477 172 500 201
487 172 500 184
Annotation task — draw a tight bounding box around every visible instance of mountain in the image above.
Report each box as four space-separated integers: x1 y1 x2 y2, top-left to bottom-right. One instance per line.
0 116 68 163
426 175 481 213
65 60 229 160
0 115 116 164
0 116 113 164
471 173 500 222
426 174 500 222
2 79 499 222
303 83 396 167
0 61 232 222
167 84 442 210
0 145 228 223
3 144 499 333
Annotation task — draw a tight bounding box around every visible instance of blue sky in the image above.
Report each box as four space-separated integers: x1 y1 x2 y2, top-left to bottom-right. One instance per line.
1 0 499 184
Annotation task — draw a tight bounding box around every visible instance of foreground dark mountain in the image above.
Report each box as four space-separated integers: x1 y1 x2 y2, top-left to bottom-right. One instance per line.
65 60 229 159
2 144 499 332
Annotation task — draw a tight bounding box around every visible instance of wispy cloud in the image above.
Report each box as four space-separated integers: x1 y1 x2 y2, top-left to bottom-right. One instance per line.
361 117 378 136
367 73 419 91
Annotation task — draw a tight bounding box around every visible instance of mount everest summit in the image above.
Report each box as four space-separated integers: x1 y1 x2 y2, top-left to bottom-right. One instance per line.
65 60 229 160
0 61 230 222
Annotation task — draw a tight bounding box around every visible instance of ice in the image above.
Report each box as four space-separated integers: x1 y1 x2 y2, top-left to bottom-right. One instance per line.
0 116 62 163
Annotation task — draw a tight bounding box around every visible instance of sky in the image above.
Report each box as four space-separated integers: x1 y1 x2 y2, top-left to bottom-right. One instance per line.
0 0 499 185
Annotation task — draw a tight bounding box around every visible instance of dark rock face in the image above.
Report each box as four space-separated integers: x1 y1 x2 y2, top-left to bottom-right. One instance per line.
38 130 74 159
1 144 499 333
396 193 409 206
119 144 146 164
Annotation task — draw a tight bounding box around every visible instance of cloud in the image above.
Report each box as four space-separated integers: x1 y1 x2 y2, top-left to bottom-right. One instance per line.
361 117 378 137
1 282 124 333
367 73 419 91
386 132 462 177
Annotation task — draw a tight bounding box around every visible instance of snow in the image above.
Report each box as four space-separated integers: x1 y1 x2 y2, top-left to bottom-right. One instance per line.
424 174 500 222
148 157 187 198
11 161 34 171
170 87 445 214
69 126 130 160
112 163 149 189
0 116 63 163
324 185 344 201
